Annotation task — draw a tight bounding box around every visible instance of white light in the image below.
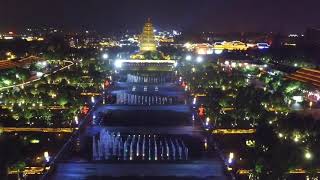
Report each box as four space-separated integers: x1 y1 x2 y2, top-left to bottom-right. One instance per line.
205 117 210 126
186 55 192 61
193 97 197 105
214 49 223 55
292 96 303 103
278 133 283 138
91 96 95 103
44 151 50 162
228 152 234 164
102 53 109 59
36 72 44 77
225 61 230 65
174 61 178 67
114 60 122 68
196 56 203 63
74 116 79 125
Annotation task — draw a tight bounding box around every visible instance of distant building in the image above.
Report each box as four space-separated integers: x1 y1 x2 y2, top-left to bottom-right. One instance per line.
305 28 320 47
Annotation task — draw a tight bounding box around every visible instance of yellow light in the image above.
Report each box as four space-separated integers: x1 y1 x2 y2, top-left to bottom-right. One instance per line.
44 151 49 158
305 151 312 160
30 139 40 144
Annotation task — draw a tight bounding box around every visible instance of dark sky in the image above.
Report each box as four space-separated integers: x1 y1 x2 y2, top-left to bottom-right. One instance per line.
0 0 319 33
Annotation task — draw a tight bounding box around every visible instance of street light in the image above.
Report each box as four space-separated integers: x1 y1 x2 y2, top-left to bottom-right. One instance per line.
193 97 197 105
205 117 210 126
102 53 109 59
196 56 203 63
114 60 122 68
74 116 79 125
305 151 312 160
44 151 50 162
228 152 234 164
186 55 192 61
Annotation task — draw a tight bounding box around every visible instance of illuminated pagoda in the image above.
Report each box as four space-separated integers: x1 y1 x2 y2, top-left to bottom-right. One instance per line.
130 18 170 60
115 18 175 71
139 18 157 52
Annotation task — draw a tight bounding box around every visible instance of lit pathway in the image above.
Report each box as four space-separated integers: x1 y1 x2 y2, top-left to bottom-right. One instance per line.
1 127 75 133
0 60 74 91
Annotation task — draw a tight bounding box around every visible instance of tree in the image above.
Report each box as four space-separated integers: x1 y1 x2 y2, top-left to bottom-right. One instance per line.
57 95 68 107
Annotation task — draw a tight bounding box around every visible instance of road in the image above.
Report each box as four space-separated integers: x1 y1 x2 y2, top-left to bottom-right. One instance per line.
1 127 75 133
0 60 74 91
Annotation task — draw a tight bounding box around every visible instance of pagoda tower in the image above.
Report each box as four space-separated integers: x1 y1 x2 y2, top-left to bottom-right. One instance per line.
139 18 157 52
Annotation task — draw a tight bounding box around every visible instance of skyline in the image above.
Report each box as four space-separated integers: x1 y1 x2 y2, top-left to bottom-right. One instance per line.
0 0 320 33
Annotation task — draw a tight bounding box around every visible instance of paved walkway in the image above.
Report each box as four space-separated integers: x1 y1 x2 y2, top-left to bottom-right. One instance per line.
51 161 226 180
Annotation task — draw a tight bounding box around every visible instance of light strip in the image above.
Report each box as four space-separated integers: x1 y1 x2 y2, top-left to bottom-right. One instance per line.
116 59 176 64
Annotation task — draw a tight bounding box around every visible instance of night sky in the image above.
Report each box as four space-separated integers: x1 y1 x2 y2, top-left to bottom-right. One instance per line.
0 0 320 33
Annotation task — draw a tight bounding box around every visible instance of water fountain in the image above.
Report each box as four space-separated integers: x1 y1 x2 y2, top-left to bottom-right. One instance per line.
93 130 189 161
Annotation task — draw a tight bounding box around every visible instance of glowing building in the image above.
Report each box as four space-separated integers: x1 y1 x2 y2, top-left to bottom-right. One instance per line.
139 18 157 52
131 18 170 60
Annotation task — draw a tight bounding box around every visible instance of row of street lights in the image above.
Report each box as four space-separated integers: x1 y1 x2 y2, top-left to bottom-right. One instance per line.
185 55 203 63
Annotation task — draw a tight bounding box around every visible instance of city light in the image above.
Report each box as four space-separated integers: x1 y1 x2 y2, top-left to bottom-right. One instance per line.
44 151 50 162
102 53 109 59
228 152 234 164
278 133 284 138
204 138 208 151
114 60 123 68
185 55 192 61
214 49 223 55
205 117 210 126
74 116 79 125
36 72 44 77
2 8 319 178
257 43 270 49
305 151 312 160
193 97 197 105
196 56 203 63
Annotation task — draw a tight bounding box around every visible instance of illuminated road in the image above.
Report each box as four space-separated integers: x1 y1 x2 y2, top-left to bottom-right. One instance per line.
1 127 74 133
237 168 320 175
9 166 48 175
0 60 74 91
0 56 43 70
1 127 256 134
212 128 256 134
